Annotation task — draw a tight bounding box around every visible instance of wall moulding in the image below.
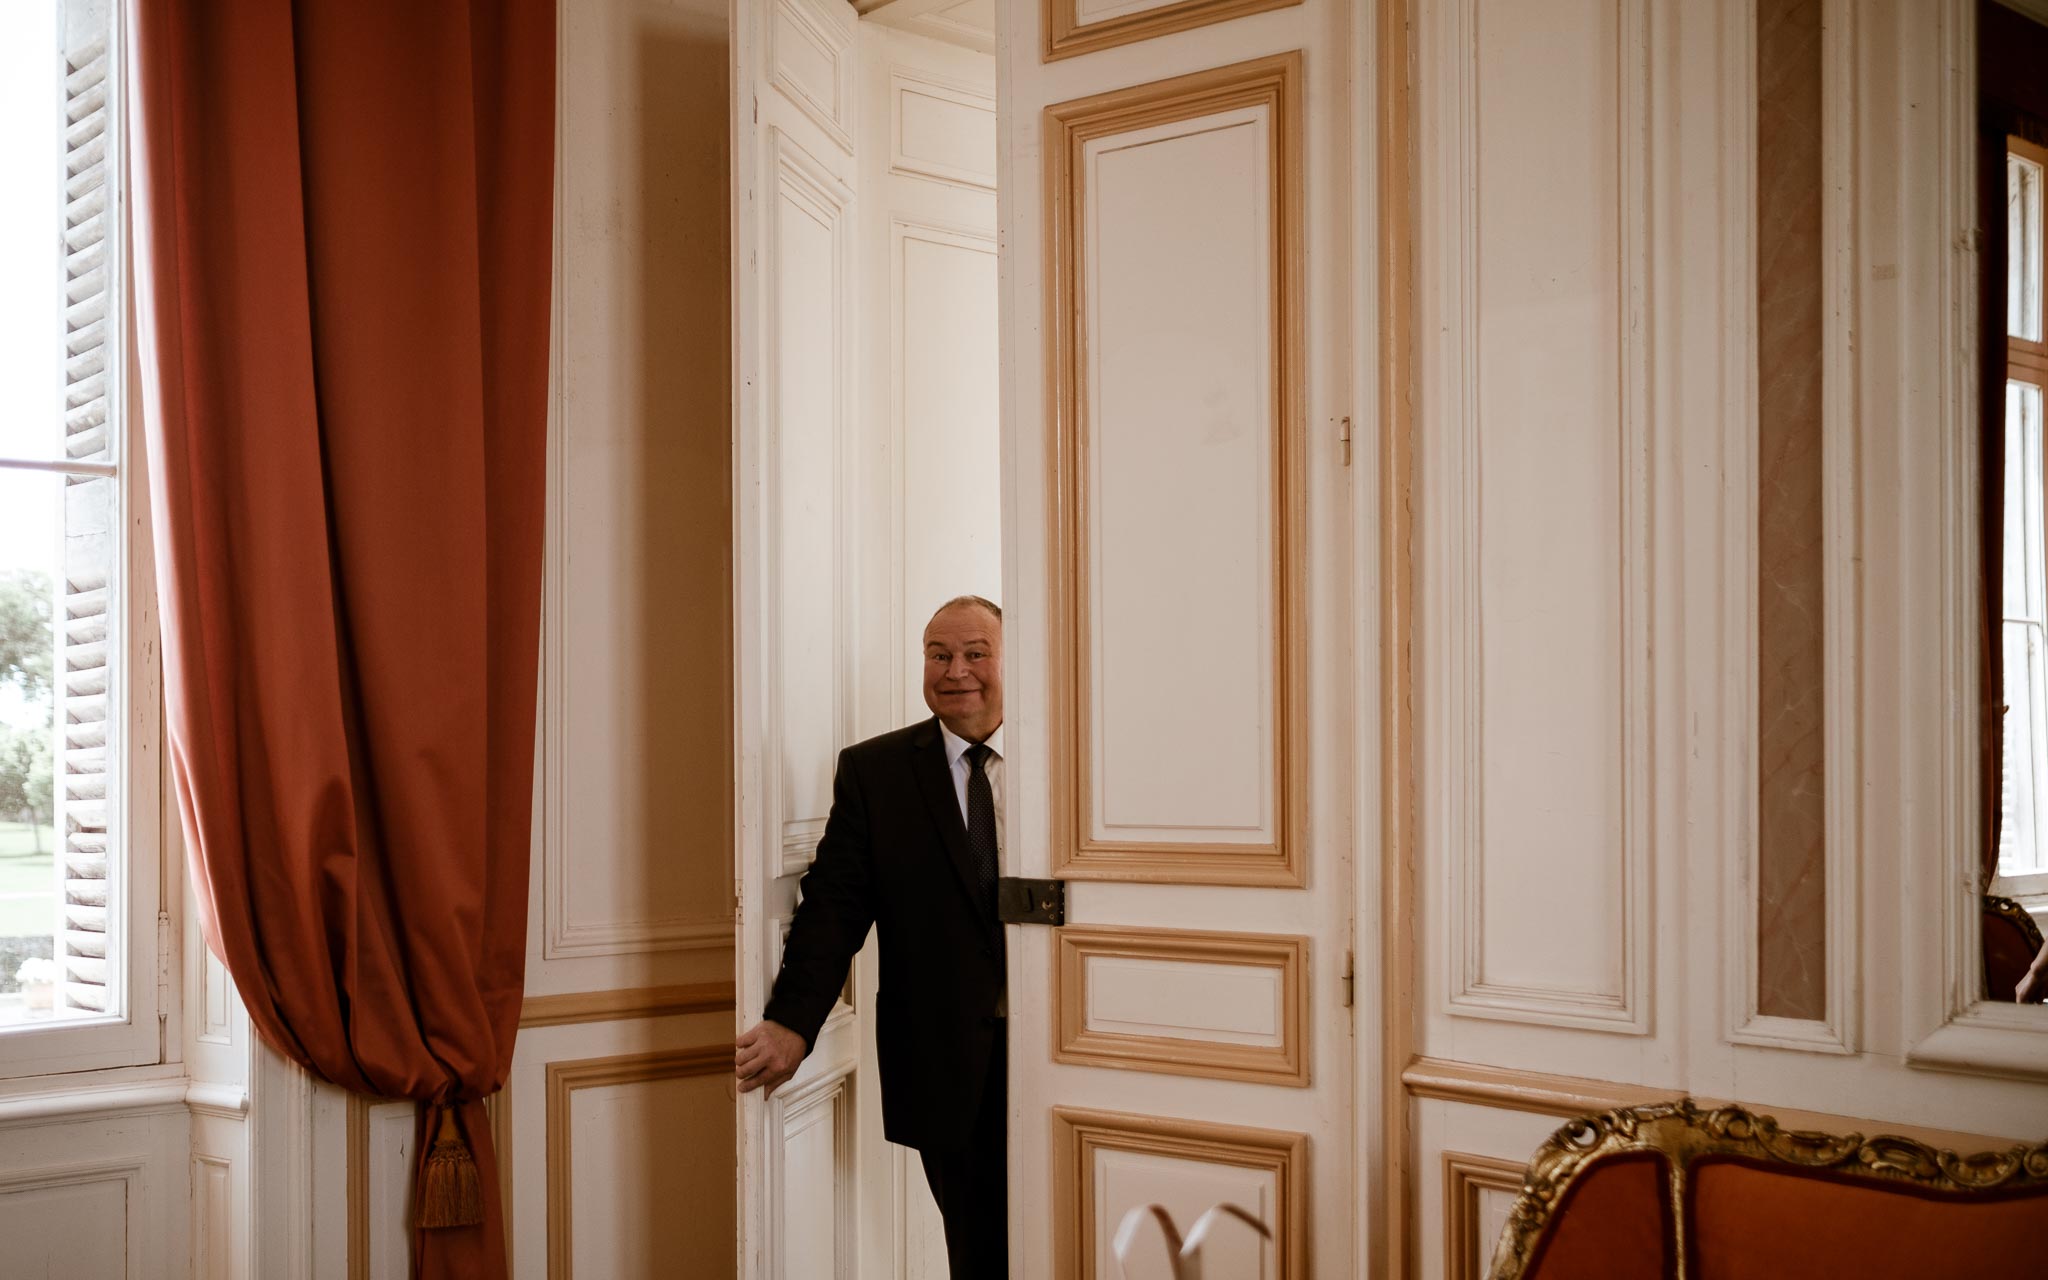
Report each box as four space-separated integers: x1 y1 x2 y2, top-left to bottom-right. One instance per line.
1053 925 1309 1086
1431 0 1654 1036
1051 1106 1307 1280
546 1045 731 1280
1044 52 1307 889
1043 0 1302 63
519 981 737 1029
1442 1151 1526 1280
1403 1055 2027 1151
888 67 997 192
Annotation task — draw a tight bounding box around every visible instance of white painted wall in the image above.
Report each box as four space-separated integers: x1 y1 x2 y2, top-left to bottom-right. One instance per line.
1412 0 2048 1273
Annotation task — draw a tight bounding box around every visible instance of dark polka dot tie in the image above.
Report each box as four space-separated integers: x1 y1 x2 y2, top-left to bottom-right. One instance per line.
963 741 998 917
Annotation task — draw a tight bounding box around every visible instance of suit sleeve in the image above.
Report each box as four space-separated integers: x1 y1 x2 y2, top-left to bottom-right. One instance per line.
762 747 877 1053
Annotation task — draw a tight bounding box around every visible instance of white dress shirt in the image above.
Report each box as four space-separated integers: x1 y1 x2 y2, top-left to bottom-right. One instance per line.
939 721 1004 864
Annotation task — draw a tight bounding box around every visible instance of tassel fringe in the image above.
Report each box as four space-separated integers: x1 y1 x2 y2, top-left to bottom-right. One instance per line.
416 1107 484 1229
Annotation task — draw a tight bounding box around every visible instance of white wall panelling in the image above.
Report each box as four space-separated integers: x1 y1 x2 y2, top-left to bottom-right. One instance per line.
0 1103 190 1280
193 1154 233 1280
539 0 738 970
891 216 1001 722
890 70 997 191
361 1100 414 1278
1426 0 1654 1036
0 1159 145 1279
860 0 999 56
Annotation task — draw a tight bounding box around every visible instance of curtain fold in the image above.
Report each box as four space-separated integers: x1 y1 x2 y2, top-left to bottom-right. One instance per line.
127 2 554 1274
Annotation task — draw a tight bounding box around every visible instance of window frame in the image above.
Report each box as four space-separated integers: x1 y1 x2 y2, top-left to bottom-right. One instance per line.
0 1 171 1080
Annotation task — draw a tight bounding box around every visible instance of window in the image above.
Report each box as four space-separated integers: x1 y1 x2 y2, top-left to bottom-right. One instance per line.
2000 135 2048 901
0 0 162 1074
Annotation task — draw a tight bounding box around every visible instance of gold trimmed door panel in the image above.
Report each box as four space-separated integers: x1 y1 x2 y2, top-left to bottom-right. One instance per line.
1001 0 1363 1274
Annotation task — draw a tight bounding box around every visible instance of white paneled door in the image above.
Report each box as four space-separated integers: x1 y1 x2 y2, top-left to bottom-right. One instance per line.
734 0 863 1275
999 2 1363 1277
736 0 1368 1275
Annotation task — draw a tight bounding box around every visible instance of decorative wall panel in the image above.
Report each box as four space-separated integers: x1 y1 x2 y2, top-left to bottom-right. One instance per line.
1433 0 1653 1033
543 0 736 961
546 1047 732 1280
0 1161 140 1280
891 71 996 190
895 219 1002 721
1442 1152 1524 1279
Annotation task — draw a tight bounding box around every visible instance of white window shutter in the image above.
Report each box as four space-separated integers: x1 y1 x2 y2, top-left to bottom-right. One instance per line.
57 27 113 1014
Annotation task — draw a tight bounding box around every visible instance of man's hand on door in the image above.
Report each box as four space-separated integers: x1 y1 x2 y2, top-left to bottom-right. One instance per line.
735 1020 806 1096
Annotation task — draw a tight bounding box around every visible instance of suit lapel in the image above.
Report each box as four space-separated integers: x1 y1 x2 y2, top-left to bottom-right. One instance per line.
908 719 996 947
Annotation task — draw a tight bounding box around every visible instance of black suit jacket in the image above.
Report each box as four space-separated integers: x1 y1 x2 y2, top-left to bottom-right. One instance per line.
763 717 1005 1152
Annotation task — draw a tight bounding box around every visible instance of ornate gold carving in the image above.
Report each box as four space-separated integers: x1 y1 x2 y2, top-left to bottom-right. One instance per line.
1487 1100 2048 1280
1986 892 2046 953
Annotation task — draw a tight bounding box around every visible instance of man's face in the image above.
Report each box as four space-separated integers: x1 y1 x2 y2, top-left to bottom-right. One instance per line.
922 604 1003 740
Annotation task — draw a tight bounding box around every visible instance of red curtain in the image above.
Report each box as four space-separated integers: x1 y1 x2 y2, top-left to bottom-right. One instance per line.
128 2 554 1276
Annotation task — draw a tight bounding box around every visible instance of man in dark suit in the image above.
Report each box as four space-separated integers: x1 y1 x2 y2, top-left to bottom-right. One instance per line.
735 595 1007 1278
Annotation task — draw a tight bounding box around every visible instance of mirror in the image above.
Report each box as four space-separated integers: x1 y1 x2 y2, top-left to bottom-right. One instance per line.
1981 0 2048 1004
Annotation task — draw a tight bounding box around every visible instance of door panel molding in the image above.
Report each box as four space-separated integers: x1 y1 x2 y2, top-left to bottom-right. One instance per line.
1054 924 1309 1085
1045 52 1307 888
1043 0 1302 63
1051 1106 1307 1280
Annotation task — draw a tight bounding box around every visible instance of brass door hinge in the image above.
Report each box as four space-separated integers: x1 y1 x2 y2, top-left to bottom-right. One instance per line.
1341 949 1355 1008
1339 416 1353 467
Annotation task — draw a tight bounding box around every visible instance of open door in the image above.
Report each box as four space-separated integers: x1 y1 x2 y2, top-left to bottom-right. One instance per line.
997 1 1364 1276
732 0 865 1273
736 0 1365 1272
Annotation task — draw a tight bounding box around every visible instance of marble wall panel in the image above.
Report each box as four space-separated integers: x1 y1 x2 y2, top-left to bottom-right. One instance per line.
1755 0 1827 1021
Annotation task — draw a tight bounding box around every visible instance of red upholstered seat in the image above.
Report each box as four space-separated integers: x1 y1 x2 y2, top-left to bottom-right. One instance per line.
1519 1153 1671 1280
1690 1157 2048 1278
1488 1102 2048 1280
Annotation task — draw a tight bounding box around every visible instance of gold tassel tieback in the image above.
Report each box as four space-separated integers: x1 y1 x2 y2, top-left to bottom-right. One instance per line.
416 1107 485 1229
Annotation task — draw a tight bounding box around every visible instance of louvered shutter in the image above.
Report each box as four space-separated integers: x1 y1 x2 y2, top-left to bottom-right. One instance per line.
56 24 113 1015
